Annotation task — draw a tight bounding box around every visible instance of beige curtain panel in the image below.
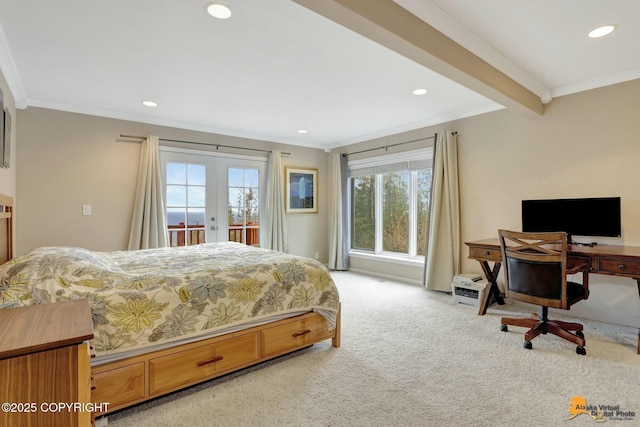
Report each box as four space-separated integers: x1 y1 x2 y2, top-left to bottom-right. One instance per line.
424 131 461 291
128 135 169 250
329 153 349 270
265 149 288 252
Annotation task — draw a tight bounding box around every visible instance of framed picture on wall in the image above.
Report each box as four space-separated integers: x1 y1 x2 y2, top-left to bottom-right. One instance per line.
285 167 318 213
0 88 4 169
3 108 11 168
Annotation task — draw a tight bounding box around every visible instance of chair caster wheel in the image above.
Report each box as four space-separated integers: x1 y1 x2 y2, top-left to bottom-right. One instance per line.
500 324 508 332
524 341 532 349
576 331 584 339
577 346 586 355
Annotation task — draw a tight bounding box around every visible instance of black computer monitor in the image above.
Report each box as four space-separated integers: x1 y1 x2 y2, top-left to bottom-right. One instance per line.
521 197 621 244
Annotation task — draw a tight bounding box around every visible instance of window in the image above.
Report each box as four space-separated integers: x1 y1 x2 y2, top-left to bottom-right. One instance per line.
349 148 433 259
351 175 375 250
382 170 410 253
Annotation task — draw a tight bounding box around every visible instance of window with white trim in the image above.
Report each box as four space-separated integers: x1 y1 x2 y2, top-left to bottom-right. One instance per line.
349 148 433 259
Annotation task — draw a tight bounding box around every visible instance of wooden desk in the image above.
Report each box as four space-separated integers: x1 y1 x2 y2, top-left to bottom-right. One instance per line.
466 238 640 353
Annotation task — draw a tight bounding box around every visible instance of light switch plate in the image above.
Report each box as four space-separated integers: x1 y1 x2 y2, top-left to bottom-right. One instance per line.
82 204 92 216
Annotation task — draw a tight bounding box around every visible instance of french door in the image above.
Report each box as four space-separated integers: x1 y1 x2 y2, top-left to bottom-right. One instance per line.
159 148 266 247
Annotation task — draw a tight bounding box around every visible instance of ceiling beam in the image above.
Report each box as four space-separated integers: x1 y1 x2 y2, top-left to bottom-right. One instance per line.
294 0 544 117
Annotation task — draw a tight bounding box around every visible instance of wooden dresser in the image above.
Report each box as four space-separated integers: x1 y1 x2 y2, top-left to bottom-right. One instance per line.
0 300 94 427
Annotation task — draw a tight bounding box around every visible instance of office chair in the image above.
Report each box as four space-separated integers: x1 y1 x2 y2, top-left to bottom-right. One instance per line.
498 230 590 355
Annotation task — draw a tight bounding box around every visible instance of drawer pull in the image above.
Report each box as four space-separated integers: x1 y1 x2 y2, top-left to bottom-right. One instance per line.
292 329 311 338
197 355 224 367
484 251 491 256
618 264 627 271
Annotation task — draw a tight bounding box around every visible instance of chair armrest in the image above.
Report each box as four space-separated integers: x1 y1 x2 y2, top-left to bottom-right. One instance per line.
566 260 590 299
566 261 589 275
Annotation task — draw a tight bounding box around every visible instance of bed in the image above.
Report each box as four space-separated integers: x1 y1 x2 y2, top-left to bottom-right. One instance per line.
0 194 341 416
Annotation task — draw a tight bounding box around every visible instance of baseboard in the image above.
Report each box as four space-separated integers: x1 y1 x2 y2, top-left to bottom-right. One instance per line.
563 306 640 329
345 268 423 286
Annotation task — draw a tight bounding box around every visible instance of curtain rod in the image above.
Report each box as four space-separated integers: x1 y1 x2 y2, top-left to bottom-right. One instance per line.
119 134 291 156
342 133 440 157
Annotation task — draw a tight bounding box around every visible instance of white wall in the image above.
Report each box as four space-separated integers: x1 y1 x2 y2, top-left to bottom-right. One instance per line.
454 79 640 327
15 107 329 261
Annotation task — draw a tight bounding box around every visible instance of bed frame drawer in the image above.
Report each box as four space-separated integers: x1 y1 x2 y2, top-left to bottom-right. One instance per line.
92 361 145 413
149 332 259 395
261 314 333 358
88 311 339 417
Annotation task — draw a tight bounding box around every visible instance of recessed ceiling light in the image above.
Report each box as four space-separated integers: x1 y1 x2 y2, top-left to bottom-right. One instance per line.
588 25 616 38
413 88 428 95
142 100 158 107
297 130 308 134
205 3 232 19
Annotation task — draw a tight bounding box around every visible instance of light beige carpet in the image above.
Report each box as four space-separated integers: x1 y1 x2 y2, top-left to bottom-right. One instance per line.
103 271 640 427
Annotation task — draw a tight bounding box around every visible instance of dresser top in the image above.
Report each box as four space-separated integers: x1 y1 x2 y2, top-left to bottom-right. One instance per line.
0 299 94 360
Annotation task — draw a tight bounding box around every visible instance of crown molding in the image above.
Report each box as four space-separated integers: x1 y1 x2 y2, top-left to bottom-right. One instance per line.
550 68 640 98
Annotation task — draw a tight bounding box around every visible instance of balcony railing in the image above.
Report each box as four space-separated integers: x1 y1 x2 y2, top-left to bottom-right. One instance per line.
168 222 259 247
228 224 260 247
168 223 205 247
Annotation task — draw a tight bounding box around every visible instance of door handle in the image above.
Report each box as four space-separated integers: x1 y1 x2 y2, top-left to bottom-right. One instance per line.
210 226 218 231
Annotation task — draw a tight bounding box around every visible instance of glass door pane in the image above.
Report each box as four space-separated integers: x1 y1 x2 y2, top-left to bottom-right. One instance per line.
165 161 207 247
227 167 261 247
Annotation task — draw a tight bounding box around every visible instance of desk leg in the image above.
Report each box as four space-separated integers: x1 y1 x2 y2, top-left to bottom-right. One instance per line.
477 260 505 315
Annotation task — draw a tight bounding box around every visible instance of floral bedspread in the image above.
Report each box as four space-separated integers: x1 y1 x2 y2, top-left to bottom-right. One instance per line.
0 242 340 357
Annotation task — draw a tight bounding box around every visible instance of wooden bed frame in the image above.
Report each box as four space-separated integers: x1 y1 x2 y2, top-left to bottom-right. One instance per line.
92 309 340 416
0 194 341 419
0 194 12 264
